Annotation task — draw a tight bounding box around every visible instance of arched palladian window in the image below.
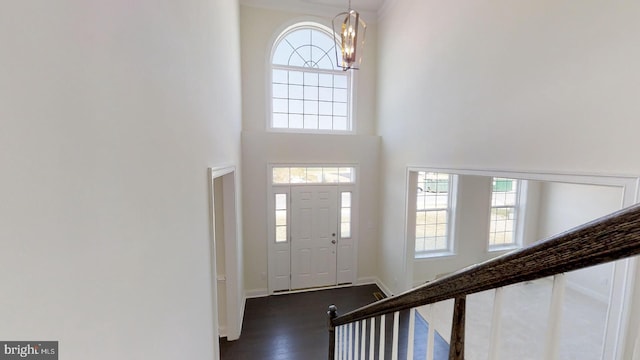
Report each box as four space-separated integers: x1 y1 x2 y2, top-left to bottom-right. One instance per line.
271 23 352 132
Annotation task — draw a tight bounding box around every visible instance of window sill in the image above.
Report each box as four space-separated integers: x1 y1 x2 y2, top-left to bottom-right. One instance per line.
488 245 520 253
415 251 456 260
267 128 355 136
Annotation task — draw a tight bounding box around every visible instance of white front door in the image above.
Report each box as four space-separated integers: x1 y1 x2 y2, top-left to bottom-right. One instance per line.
290 186 338 290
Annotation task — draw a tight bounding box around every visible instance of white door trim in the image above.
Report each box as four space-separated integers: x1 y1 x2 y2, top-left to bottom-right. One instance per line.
267 164 359 294
208 166 243 343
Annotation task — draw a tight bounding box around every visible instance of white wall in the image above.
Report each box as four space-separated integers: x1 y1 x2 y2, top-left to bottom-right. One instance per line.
377 0 640 356
0 1 242 359
239 5 381 294
536 182 623 239
536 182 623 302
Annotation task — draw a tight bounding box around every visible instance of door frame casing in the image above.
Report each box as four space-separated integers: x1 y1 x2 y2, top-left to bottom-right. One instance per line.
267 163 359 294
208 166 243 343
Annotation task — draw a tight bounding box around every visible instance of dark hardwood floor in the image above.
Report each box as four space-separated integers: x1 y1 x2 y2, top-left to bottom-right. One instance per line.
219 284 449 359
219 284 383 360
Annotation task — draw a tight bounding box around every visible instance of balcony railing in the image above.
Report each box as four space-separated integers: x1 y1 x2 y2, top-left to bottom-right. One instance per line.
328 203 640 359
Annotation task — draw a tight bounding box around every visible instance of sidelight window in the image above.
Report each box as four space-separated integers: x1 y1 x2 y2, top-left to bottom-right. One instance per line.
275 193 288 243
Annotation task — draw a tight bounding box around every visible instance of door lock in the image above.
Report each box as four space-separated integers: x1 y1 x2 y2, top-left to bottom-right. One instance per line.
331 240 337 244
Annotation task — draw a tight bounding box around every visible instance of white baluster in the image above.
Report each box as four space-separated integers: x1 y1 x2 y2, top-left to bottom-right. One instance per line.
346 325 350 360
379 314 386 360
544 274 566 360
633 330 640 360
344 324 348 360
343 325 347 360
348 322 353 360
488 287 504 360
354 321 359 360
369 317 375 360
361 320 367 360
335 326 339 360
407 308 416 360
344 325 347 360
337 326 342 360
426 305 435 360
392 311 400 360
344 325 349 360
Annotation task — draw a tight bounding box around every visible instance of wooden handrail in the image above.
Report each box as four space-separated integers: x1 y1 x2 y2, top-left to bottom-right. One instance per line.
332 203 640 327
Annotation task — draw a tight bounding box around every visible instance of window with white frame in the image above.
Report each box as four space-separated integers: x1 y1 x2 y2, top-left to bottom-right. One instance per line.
340 192 352 238
271 23 352 132
274 193 288 243
489 178 520 249
415 172 454 255
272 166 355 184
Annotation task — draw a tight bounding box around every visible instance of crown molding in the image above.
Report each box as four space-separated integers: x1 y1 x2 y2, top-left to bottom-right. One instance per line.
240 0 379 23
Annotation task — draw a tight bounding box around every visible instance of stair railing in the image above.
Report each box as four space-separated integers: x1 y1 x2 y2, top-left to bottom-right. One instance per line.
328 203 640 360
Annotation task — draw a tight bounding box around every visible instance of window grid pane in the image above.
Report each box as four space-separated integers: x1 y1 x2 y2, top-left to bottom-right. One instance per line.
338 168 355 183
341 191 352 238
271 26 351 132
416 171 452 253
489 178 519 247
272 69 350 131
306 167 322 183
275 193 288 243
273 168 291 184
272 167 356 184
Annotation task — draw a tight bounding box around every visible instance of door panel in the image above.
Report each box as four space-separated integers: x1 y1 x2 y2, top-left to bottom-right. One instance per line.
273 248 290 291
291 186 338 289
337 243 353 284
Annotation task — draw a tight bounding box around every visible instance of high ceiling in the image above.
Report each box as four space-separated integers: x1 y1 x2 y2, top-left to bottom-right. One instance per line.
240 0 388 20
301 0 384 12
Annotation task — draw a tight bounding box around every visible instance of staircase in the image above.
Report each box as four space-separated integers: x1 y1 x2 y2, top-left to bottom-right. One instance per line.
328 204 640 359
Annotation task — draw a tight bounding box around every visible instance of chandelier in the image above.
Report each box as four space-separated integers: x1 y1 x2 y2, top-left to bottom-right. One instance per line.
332 0 367 71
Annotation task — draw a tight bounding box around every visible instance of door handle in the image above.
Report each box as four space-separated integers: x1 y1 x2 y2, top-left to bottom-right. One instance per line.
331 240 337 244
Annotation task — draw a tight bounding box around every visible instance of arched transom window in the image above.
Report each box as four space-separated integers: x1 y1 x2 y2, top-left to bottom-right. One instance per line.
271 23 352 132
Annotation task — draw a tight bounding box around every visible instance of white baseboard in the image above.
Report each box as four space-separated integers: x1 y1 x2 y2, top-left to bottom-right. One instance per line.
218 326 227 338
355 276 378 286
238 293 246 335
245 288 269 299
376 279 393 298
357 276 393 297
246 280 394 300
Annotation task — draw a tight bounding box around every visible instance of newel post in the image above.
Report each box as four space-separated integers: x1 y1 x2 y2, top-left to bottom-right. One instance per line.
328 304 338 360
449 296 466 360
